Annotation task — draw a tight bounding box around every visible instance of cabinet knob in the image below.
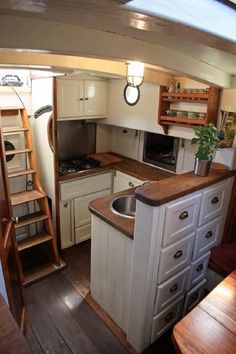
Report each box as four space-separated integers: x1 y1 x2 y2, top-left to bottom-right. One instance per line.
128 181 135 187
196 264 203 272
205 230 213 239
79 98 84 101
12 216 19 224
169 283 178 293
179 211 188 220
63 203 69 208
211 196 219 204
84 97 89 100
173 249 183 259
165 312 173 322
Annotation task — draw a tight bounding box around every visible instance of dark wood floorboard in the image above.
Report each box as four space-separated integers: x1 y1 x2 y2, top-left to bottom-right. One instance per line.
25 240 176 354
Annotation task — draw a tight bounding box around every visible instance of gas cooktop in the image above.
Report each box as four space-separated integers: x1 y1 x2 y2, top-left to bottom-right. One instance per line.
58 156 101 175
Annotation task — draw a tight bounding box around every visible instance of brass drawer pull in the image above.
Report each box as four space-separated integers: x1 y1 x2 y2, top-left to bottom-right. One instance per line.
205 230 213 239
179 211 189 220
128 181 135 187
165 312 173 322
174 250 183 259
196 264 203 272
191 292 199 301
211 196 219 204
170 284 178 293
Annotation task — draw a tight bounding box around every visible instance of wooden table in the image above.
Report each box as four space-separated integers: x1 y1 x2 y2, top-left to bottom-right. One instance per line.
173 270 236 354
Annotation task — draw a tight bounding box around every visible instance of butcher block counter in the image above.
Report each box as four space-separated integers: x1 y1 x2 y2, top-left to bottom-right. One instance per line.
59 152 172 182
89 162 235 238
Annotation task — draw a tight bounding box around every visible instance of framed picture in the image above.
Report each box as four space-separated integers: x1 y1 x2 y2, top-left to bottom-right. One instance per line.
218 111 236 148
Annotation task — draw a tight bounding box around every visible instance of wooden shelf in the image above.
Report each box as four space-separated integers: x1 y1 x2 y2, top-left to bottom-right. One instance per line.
158 86 221 134
8 169 36 178
15 211 48 229
17 233 53 251
160 116 207 125
11 189 45 206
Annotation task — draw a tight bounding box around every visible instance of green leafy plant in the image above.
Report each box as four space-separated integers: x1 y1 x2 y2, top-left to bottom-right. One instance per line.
191 123 219 161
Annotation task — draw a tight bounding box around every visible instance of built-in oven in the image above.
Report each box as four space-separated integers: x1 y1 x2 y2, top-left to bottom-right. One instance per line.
143 132 179 172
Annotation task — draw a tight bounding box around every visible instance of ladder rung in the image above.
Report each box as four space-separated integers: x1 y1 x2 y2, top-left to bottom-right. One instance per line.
8 169 36 178
5 148 31 155
3 126 28 133
15 211 49 229
11 190 45 206
23 259 66 287
5 149 32 156
1 109 21 117
17 233 54 251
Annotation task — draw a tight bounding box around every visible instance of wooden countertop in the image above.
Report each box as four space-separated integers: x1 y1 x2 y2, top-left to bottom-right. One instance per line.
135 162 235 206
89 188 135 239
0 294 31 354
173 270 236 354
59 152 172 182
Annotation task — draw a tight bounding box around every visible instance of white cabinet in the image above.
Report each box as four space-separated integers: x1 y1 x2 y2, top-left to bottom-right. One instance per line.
113 171 144 193
59 172 112 249
57 78 108 119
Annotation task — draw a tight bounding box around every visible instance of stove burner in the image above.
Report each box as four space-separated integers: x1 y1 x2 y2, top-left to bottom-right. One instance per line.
59 155 101 175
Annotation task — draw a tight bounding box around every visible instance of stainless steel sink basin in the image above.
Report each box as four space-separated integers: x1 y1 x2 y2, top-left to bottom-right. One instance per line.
110 195 136 219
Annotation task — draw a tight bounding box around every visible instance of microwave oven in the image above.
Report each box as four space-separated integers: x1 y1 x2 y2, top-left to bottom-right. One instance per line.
143 132 179 172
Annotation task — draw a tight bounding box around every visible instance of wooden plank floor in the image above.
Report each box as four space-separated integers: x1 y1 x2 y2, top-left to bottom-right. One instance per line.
25 240 176 354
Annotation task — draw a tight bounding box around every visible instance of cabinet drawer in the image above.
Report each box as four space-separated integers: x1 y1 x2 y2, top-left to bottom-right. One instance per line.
151 296 184 343
154 266 190 315
162 193 201 247
113 171 143 193
75 223 91 244
74 189 111 228
60 172 112 200
187 252 210 290
182 279 207 316
158 233 194 284
192 216 222 260
198 181 227 226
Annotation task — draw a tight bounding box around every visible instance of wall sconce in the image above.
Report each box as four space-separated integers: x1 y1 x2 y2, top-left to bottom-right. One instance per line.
126 61 144 87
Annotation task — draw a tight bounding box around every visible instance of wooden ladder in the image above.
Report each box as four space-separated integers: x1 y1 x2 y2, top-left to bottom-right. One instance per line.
1 108 65 286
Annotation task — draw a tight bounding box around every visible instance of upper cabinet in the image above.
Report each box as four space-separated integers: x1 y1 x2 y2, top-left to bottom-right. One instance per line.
158 85 221 134
56 78 108 120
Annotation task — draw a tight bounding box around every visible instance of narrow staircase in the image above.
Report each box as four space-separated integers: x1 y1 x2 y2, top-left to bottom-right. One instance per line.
1 108 65 286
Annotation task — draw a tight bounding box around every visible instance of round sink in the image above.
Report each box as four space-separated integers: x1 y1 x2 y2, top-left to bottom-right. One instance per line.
110 194 136 219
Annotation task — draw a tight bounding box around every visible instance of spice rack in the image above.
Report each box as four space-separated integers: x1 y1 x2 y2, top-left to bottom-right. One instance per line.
158 85 221 134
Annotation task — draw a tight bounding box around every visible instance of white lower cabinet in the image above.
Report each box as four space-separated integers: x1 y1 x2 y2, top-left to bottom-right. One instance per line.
182 279 207 316
151 296 184 343
126 178 233 353
60 172 112 248
113 171 143 193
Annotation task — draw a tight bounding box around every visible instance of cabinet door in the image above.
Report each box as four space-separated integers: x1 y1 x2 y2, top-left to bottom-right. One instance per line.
60 200 74 249
113 171 143 193
84 80 108 117
57 79 83 118
74 188 111 244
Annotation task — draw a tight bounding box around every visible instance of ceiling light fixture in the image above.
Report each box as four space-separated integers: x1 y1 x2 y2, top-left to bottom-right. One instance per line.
126 61 144 87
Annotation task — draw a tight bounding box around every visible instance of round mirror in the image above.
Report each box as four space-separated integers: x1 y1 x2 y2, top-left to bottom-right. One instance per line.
123 84 140 106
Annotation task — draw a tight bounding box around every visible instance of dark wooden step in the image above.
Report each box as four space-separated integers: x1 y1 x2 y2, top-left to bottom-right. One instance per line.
17 233 53 252
15 211 49 229
23 259 66 287
1 108 21 117
5 148 31 156
3 126 28 133
11 190 45 206
8 169 36 178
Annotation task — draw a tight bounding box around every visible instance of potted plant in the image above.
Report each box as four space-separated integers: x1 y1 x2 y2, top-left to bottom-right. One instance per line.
191 123 219 176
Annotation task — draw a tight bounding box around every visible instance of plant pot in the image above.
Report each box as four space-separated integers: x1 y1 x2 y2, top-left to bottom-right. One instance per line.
194 158 212 176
